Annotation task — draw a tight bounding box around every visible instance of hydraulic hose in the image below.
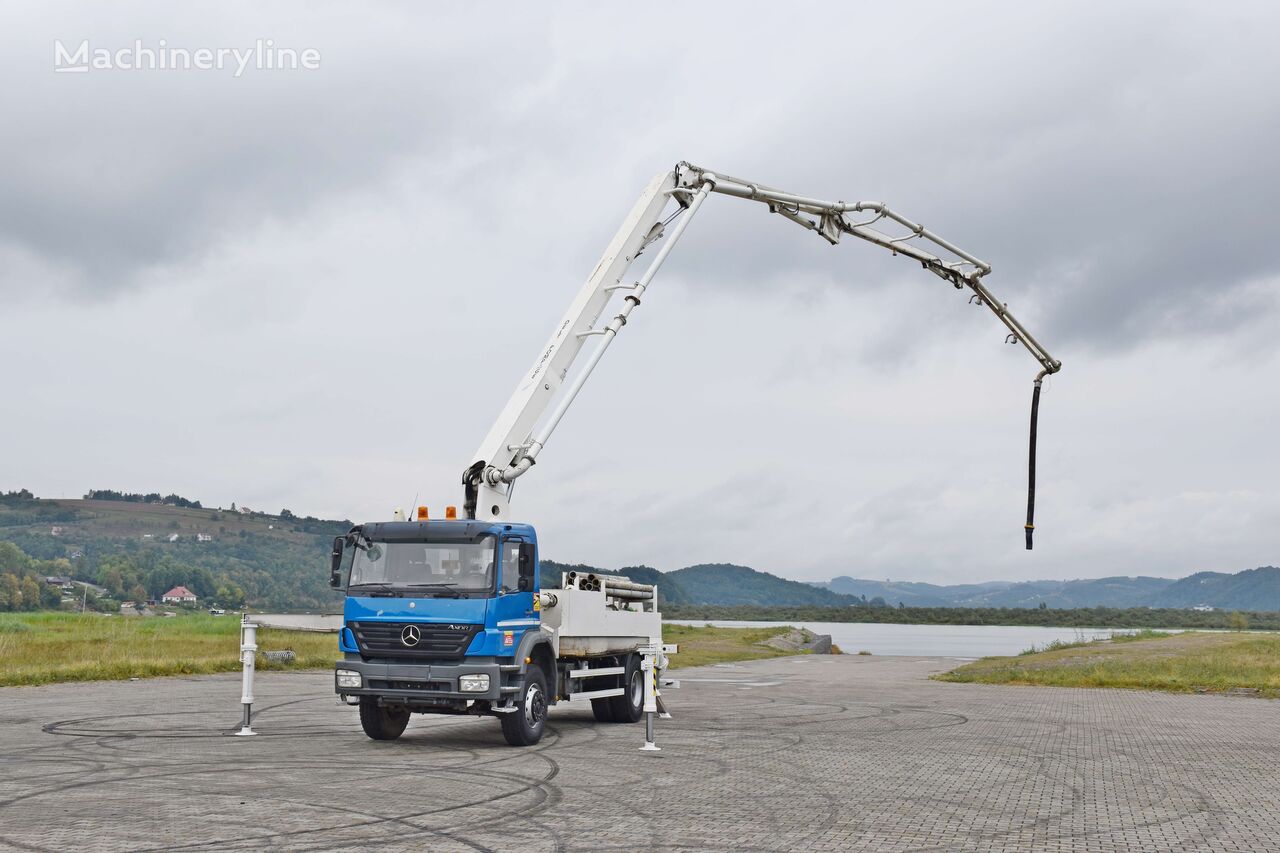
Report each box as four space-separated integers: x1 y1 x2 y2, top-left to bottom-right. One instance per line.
1025 371 1046 550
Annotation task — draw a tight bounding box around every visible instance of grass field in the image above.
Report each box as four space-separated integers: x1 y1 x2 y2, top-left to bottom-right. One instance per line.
936 630 1280 697
0 613 805 687
0 612 336 687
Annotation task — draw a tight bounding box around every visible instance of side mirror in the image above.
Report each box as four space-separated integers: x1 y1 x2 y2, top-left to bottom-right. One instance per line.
329 537 345 589
517 542 536 592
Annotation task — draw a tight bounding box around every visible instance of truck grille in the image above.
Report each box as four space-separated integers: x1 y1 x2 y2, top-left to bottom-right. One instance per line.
348 621 481 661
367 679 451 692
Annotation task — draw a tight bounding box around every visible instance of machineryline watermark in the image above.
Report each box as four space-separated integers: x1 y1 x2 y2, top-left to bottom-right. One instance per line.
54 39 321 77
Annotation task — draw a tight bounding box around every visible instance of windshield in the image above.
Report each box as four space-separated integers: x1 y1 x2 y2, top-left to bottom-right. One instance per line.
348 536 496 596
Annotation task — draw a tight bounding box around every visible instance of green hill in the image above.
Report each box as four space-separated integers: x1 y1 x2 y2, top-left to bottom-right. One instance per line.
965 576 1174 608
1152 567 1280 611
0 494 711 612
820 576 998 606
667 563 853 607
0 492 347 611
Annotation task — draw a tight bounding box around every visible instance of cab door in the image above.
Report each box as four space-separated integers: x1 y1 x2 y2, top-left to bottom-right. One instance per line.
491 537 537 652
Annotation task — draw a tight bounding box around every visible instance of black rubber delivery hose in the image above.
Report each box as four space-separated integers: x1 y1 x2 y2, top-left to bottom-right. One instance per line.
1025 373 1045 550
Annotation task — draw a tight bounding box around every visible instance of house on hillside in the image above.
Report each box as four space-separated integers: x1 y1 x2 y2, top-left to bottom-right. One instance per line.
167 533 180 543
196 533 213 542
43 576 75 593
70 580 107 596
161 586 197 604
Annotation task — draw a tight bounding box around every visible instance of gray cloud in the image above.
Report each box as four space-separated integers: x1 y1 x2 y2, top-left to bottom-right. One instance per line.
0 6 563 296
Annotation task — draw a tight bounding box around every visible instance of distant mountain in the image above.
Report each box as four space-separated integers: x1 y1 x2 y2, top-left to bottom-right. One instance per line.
819 577 1013 607
665 564 855 607
542 561 1280 611
959 576 1176 608
813 575 1177 609
542 561 847 607
1151 567 1280 611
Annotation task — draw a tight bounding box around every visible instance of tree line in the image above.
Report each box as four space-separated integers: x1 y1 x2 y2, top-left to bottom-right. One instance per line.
83 489 203 509
0 541 77 611
0 539 251 612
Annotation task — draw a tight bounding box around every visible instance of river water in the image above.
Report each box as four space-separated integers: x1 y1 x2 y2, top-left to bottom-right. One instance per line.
668 620 1143 659
254 613 1156 659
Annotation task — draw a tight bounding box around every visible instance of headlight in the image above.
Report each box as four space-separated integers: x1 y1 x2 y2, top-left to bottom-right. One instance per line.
336 669 362 689
458 674 490 692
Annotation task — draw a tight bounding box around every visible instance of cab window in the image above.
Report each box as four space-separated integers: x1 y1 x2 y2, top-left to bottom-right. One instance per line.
500 540 522 593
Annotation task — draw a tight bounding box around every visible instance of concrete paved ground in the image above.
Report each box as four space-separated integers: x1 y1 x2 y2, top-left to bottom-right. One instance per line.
1 655 1277 852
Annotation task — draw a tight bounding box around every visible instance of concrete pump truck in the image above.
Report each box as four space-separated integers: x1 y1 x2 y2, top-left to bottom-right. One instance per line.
330 162 1062 746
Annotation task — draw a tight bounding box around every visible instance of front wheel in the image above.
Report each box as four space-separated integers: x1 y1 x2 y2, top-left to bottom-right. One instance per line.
501 665 548 746
359 696 409 741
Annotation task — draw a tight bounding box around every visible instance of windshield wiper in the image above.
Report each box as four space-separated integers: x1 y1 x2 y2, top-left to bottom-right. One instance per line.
348 582 475 598
404 582 465 598
347 582 399 597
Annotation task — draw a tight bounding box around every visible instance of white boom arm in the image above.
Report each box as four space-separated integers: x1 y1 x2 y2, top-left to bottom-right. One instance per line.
463 162 1062 547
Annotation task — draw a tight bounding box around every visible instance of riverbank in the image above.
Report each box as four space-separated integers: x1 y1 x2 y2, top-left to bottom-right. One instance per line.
935 630 1280 697
670 619 1140 658
664 624 829 668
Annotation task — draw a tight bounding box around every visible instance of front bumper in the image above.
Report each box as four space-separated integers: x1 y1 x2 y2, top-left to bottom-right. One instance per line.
335 658 518 704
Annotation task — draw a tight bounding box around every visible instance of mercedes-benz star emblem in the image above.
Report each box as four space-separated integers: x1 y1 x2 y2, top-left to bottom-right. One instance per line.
400 625 421 647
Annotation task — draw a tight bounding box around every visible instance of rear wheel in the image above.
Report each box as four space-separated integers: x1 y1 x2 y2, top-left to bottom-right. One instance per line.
501 665 548 746
590 697 615 722
607 654 645 723
359 696 409 741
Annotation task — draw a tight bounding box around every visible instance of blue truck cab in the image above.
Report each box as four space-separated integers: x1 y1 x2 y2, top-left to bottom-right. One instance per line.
329 519 565 745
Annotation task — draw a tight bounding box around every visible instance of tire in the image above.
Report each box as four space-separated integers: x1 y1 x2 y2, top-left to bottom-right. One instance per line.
590 697 615 722
359 696 409 741
501 664 548 746
607 654 644 723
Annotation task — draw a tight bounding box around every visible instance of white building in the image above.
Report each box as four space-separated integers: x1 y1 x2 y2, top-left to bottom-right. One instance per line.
161 586 197 604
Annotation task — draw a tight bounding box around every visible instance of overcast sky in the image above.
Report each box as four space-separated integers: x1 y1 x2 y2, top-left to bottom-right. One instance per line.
3 2 1278 585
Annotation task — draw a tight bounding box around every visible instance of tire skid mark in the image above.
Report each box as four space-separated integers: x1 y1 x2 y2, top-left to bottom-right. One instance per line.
124 744 563 852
